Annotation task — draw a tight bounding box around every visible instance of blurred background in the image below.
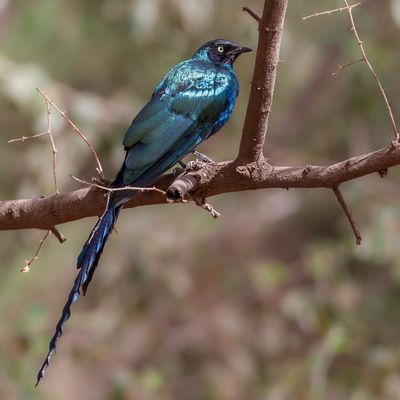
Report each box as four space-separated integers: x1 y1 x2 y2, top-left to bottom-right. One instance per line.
1 0 400 399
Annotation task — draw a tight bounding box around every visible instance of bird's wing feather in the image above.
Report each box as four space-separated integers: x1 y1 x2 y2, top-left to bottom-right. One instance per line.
122 97 169 148
121 61 234 184
128 122 213 186
124 109 195 171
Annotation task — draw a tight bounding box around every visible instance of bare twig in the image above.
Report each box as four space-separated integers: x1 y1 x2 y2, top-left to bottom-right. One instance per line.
20 230 51 273
242 7 261 23
331 58 365 76
71 175 166 195
8 132 49 143
45 100 59 194
302 2 361 20
37 88 106 179
342 0 399 140
9 95 59 193
304 1 399 140
8 91 66 272
332 187 362 245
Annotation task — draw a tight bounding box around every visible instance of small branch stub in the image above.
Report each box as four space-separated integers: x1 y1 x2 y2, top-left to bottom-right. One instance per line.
166 175 198 203
243 7 262 23
50 226 66 243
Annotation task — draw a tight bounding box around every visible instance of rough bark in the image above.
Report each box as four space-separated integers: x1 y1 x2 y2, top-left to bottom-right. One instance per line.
1 142 400 230
1 0 399 235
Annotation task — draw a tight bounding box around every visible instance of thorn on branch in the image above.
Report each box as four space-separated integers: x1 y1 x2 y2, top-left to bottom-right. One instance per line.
332 187 362 245
345 160 353 169
302 164 312 175
390 139 400 150
378 168 388 178
242 6 261 23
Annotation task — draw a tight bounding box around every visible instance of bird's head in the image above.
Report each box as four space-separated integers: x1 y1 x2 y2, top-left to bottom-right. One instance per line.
193 39 252 66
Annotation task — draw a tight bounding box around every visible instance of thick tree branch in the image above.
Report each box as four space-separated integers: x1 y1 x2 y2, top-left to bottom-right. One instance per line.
237 0 288 163
2 142 400 230
1 0 399 243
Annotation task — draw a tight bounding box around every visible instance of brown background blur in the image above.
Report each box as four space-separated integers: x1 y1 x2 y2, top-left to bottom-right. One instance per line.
1 1 400 399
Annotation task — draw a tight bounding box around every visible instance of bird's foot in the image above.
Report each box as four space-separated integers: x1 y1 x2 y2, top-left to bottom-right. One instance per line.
192 150 214 163
172 166 185 177
186 159 207 172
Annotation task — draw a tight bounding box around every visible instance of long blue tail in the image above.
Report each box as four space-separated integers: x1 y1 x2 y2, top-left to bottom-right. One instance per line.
35 196 121 386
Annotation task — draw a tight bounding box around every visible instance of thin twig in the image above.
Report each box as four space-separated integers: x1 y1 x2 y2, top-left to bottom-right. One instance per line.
342 0 399 140
242 7 261 23
8 132 49 143
20 230 51 273
332 187 362 245
45 99 59 194
8 96 59 193
9 91 66 273
331 58 365 76
302 2 361 20
36 88 106 179
70 175 166 195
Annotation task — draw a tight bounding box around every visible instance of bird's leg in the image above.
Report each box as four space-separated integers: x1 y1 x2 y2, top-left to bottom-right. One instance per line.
192 150 214 163
173 161 186 177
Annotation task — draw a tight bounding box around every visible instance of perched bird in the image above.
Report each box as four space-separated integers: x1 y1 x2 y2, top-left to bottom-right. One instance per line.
36 38 251 385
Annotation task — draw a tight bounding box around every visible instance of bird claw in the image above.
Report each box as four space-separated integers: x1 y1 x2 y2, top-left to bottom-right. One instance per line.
186 160 207 172
192 150 214 163
172 166 185 177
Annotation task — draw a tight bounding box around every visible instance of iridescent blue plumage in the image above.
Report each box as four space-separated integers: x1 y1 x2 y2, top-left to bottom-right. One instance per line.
36 38 251 385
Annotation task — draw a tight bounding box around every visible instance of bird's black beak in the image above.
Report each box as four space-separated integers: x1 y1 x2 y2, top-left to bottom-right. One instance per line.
234 45 252 55
225 44 252 64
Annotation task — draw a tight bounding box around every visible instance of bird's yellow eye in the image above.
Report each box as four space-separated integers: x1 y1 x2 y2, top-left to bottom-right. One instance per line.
217 46 224 53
